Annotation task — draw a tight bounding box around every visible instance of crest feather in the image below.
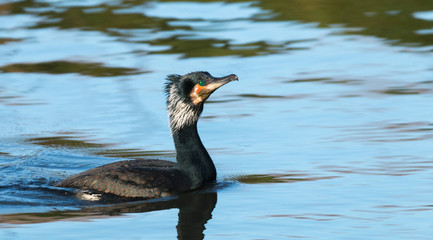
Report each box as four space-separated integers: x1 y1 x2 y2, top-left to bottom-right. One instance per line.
164 74 181 98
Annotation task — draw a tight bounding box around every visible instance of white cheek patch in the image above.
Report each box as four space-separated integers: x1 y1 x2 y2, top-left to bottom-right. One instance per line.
168 86 201 132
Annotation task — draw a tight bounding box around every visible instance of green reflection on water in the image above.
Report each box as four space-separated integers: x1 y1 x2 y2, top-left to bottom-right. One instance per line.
35 5 177 31
27 136 110 149
0 38 22 44
26 135 175 159
148 38 297 58
3 0 431 61
237 94 287 99
253 0 433 47
0 61 144 77
379 87 430 95
230 173 338 184
159 0 433 47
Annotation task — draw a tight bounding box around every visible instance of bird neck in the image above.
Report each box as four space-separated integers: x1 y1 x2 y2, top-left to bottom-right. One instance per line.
171 123 216 189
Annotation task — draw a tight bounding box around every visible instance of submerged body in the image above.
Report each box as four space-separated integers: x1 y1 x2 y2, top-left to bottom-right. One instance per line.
56 72 238 199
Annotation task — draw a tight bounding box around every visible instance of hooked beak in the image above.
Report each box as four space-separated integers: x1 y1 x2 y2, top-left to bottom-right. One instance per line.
190 74 238 105
206 74 238 93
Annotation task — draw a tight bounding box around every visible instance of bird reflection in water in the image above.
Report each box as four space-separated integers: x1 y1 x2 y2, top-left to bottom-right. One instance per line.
0 189 218 240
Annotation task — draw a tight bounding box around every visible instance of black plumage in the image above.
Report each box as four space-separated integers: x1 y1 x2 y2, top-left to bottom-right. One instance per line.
56 72 238 199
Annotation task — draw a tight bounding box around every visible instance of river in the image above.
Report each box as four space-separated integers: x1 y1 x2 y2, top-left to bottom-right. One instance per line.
1 0 433 239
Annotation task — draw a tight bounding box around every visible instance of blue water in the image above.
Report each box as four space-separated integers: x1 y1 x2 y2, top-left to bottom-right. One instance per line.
1 0 433 239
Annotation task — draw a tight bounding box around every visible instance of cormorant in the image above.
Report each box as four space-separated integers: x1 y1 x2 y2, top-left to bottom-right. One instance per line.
56 72 238 199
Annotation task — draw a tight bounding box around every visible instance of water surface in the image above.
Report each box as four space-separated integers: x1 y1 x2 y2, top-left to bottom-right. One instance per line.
1 0 433 239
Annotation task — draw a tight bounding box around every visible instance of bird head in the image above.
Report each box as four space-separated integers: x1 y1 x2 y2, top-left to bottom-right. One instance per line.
165 71 238 132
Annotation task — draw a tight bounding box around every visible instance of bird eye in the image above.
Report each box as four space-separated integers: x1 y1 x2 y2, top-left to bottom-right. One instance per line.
198 80 205 86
